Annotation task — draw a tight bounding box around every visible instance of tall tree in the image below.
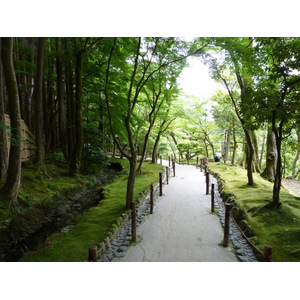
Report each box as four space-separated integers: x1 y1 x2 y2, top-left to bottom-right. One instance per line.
254 37 300 207
105 37 189 208
34 37 46 174
0 38 22 205
194 37 261 185
56 37 68 161
0 38 8 180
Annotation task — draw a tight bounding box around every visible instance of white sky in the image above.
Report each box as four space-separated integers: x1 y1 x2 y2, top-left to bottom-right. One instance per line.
178 56 222 100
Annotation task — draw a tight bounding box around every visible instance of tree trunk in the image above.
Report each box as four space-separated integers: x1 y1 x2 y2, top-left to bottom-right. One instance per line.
259 123 267 170
270 118 284 208
0 38 8 180
34 37 46 174
152 131 162 163
231 127 238 165
69 50 84 176
0 37 22 205
261 128 277 182
126 156 137 208
65 48 75 161
244 130 254 186
224 129 231 162
137 120 155 173
249 129 261 173
291 130 300 180
56 37 68 161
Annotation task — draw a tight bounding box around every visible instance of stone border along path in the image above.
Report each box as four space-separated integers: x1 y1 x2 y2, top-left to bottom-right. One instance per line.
211 176 258 262
99 161 257 262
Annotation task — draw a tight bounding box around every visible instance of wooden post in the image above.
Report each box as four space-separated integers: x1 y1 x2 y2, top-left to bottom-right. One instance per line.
172 160 176 177
160 155 162 164
89 246 97 262
196 157 199 168
159 172 163 196
150 184 154 214
166 167 169 185
223 203 232 247
211 184 215 213
131 201 137 243
264 245 272 262
206 172 209 195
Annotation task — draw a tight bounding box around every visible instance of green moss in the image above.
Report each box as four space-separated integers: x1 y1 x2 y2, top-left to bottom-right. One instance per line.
209 162 300 261
19 160 164 262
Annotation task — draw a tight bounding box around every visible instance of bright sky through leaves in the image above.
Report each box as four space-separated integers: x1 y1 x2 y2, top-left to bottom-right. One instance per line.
178 56 222 99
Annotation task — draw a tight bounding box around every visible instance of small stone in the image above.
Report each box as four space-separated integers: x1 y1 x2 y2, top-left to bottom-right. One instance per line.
119 246 128 252
111 257 119 262
115 252 126 257
237 255 250 262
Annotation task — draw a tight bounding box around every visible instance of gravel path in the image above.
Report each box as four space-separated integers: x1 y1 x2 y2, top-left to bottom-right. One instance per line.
282 178 300 196
117 162 239 262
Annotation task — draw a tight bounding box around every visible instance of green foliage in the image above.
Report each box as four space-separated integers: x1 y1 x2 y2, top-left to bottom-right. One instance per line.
209 162 300 261
19 160 164 261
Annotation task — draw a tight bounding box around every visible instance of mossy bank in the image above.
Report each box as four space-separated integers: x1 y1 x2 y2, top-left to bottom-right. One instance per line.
208 162 300 262
18 159 164 262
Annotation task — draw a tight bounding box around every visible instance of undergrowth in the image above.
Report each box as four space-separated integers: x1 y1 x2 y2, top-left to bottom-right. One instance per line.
208 162 300 262
19 159 164 262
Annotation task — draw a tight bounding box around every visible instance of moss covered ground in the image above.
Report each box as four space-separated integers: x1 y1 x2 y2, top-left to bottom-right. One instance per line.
19 159 164 262
208 162 300 262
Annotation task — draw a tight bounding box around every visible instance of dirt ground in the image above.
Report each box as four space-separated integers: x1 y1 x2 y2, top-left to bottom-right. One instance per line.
282 179 300 196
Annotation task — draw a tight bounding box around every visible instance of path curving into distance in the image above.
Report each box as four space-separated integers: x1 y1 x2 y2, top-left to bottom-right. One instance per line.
119 161 238 262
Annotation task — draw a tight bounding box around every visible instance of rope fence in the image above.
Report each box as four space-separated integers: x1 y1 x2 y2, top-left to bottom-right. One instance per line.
89 170 166 262
208 172 272 262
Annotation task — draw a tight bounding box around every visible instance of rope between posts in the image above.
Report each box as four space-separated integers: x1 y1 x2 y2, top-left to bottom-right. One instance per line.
211 177 264 256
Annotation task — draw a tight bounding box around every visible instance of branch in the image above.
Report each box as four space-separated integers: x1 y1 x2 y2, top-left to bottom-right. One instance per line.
104 38 130 159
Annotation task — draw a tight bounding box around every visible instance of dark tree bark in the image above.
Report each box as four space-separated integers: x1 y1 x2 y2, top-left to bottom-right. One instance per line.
56 37 68 161
0 38 8 180
271 117 284 208
64 39 75 161
69 49 84 176
152 131 162 163
34 37 46 174
0 37 22 205
231 127 238 165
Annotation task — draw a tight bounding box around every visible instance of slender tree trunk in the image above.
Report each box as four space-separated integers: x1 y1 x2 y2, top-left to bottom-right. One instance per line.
56 37 68 161
152 131 162 163
231 127 238 165
0 37 22 205
137 120 155 172
127 156 137 208
271 116 284 208
259 123 267 170
261 127 277 182
65 50 75 161
69 50 84 176
224 129 231 162
0 39 8 180
291 130 300 179
244 129 254 186
34 37 46 174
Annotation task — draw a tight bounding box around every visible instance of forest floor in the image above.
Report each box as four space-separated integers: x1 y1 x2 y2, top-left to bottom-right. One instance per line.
282 179 300 196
